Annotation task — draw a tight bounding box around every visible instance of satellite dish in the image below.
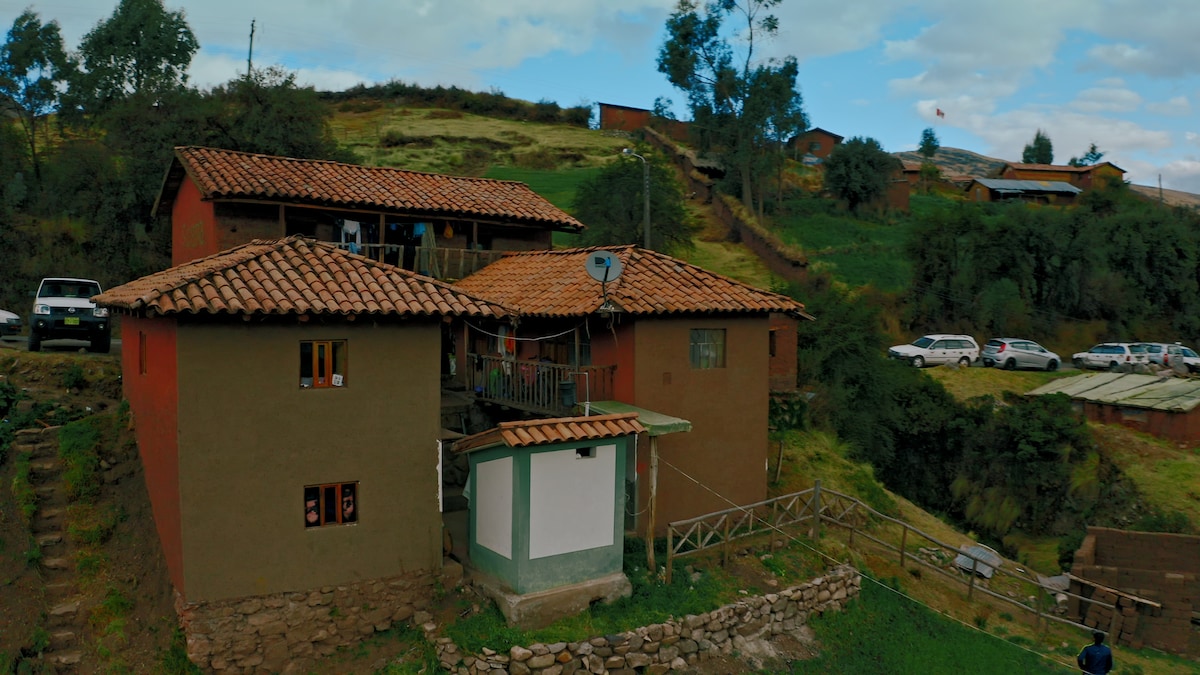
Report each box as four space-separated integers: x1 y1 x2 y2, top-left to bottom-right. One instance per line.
585 251 623 283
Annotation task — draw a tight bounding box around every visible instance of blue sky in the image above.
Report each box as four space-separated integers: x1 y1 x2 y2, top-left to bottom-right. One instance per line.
14 0 1200 191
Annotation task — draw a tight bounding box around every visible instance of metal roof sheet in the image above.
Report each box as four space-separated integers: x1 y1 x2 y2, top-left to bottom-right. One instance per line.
973 178 1082 194
1027 373 1200 412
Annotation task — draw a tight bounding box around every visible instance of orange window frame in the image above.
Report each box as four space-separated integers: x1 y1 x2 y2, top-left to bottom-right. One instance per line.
304 481 358 528
300 340 347 388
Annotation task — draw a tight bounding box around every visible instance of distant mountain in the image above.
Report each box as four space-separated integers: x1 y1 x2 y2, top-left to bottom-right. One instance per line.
892 147 1006 179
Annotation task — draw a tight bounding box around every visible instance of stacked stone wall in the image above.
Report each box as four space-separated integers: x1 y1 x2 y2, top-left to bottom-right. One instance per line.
436 565 860 674
178 570 436 674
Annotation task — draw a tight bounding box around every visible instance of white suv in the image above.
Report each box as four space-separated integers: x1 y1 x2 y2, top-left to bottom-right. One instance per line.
1071 343 1149 371
29 277 110 352
888 334 979 368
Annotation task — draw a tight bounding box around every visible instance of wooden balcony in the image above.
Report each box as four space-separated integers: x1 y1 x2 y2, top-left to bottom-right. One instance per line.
467 353 616 416
332 243 506 280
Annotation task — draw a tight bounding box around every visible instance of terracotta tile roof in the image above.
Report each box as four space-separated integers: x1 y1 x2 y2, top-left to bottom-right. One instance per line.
452 413 645 455
453 245 812 318
156 146 584 232
95 236 509 318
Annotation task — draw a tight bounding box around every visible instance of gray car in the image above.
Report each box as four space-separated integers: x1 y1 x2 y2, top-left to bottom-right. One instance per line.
981 338 1060 371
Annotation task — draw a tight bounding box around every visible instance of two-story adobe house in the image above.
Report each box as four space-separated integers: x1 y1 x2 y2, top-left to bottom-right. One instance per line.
153 146 585 278
95 236 511 672
452 245 812 534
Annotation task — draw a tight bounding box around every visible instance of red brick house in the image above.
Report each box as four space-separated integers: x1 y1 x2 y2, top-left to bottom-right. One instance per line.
789 127 843 165
95 236 509 671
452 245 812 533
597 102 690 142
152 146 584 278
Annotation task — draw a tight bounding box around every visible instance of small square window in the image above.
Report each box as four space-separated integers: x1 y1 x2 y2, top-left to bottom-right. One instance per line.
300 340 347 388
304 482 357 528
690 329 726 369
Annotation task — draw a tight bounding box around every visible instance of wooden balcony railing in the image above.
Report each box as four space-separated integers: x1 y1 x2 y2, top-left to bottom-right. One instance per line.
467 353 616 416
332 243 506 280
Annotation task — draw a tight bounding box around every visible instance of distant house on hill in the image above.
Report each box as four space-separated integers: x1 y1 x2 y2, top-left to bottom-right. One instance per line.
153 146 583 279
596 102 690 142
788 127 843 165
1027 372 1200 447
994 161 1125 191
966 178 1082 204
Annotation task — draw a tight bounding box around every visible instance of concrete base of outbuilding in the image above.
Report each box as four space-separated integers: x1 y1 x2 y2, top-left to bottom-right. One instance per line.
472 572 632 629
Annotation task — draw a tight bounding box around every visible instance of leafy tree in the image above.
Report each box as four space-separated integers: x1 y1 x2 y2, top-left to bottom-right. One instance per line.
1021 129 1053 164
918 127 940 159
572 152 695 253
1067 143 1104 167
657 0 807 216
822 136 899 213
209 67 350 161
66 0 198 119
0 10 72 180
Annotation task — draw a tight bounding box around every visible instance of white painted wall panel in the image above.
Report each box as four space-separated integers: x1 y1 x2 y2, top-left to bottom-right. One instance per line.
475 457 513 559
529 444 615 559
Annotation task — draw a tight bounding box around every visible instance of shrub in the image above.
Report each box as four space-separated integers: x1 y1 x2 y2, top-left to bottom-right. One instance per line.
61 363 86 390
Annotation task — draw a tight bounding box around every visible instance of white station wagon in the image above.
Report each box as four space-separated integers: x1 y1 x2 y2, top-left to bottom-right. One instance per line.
888 334 979 368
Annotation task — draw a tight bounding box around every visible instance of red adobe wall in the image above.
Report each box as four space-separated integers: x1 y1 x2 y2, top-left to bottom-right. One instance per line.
591 321 636 403
1082 402 1200 447
768 314 798 392
121 315 184 592
599 104 652 133
171 177 218 266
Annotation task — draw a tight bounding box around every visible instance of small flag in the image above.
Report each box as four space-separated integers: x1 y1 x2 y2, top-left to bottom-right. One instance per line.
936 108 945 118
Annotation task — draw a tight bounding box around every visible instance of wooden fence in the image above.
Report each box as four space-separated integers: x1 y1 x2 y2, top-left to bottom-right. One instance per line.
665 481 1156 637
467 353 616 416
331 243 505 280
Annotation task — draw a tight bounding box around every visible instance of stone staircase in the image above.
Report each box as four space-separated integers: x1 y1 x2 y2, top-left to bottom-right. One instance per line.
14 426 85 668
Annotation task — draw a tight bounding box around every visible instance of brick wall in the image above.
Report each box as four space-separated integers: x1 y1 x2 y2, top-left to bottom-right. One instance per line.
1069 527 1199 655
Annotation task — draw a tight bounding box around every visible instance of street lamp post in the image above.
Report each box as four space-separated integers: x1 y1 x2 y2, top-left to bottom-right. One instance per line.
623 148 651 249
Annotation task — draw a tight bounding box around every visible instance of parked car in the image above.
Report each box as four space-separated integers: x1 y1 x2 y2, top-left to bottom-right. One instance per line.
1138 342 1200 373
888 334 979 368
981 338 1060 371
1071 343 1149 371
28 277 110 353
0 308 21 337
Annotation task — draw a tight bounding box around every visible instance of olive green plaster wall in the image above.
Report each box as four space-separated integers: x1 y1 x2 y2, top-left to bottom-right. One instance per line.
176 320 443 602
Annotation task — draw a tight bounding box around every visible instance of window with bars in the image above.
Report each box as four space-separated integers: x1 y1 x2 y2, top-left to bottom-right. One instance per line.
300 340 347 388
689 329 726 369
304 482 358 528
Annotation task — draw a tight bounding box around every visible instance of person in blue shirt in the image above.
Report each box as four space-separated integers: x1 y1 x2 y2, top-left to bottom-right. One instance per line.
1077 630 1113 674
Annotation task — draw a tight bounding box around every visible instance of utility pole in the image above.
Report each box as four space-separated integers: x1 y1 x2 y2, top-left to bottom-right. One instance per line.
623 149 651 249
247 19 256 80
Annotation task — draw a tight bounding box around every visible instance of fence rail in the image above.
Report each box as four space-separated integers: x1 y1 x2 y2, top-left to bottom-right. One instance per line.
665 480 1139 637
466 353 615 416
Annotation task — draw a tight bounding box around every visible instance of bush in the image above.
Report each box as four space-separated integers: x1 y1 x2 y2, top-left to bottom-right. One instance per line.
61 363 86 390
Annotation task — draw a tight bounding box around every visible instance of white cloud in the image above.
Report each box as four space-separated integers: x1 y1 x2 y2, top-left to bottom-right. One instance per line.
1070 86 1142 113
1158 159 1200 193
1147 96 1191 116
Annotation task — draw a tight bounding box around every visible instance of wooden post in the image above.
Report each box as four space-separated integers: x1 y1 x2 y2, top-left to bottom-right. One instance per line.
665 526 673 584
809 480 821 540
847 503 856 549
771 501 778 550
899 525 908 569
773 437 784 484
377 214 385 262
967 568 976 600
722 515 731 567
646 436 658 573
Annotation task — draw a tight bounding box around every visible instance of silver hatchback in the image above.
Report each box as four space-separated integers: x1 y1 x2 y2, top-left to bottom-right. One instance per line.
981 338 1061 371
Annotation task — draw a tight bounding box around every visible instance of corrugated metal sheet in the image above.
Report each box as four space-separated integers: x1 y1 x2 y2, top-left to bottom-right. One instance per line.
1027 373 1200 412
974 178 1082 194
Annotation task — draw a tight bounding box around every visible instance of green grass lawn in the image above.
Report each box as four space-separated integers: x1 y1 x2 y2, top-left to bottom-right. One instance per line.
483 166 602 214
791 579 1068 674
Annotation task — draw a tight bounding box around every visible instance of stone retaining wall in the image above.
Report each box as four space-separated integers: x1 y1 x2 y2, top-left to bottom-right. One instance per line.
436 565 860 674
178 570 436 674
